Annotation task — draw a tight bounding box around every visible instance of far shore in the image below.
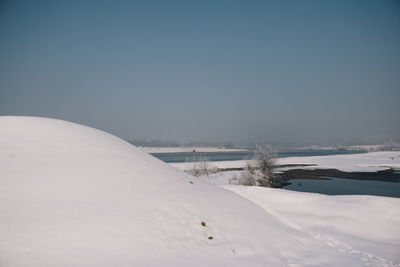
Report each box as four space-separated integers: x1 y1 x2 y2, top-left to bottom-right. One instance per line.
140 146 251 154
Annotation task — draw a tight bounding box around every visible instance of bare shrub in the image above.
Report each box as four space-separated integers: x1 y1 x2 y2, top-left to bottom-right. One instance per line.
228 173 239 185
228 170 256 186
186 156 217 177
238 170 257 186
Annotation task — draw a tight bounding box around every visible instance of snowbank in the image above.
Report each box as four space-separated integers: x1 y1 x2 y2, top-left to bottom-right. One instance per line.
1 117 287 266
1 117 398 267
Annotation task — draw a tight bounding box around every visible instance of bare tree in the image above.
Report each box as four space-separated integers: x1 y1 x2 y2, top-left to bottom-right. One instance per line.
254 145 277 187
234 145 283 187
383 140 400 151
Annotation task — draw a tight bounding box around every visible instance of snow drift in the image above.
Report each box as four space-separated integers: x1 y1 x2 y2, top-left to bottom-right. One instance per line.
0 117 398 267
0 117 296 266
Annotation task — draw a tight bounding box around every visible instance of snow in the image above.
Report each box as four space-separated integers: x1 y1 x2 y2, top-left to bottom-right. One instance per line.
172 151 400 172
1 116 399 267
199 171 244 186
226 186 400 265
278 152 400 172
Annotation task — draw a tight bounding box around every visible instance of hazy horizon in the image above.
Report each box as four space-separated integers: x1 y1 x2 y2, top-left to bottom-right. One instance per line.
1 0 399 147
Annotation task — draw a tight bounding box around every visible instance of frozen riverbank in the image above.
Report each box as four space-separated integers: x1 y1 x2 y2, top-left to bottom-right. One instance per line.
172 151 400 197
171 151 400 172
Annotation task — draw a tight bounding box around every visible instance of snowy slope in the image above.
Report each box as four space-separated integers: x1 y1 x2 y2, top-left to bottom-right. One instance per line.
227 186 400 266
0 117 398 267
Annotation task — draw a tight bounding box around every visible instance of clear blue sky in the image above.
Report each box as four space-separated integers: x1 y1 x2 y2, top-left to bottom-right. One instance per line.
1 0 399 146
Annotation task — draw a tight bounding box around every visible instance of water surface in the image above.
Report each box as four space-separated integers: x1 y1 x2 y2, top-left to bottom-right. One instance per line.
152 149 367 163
283 177 400 198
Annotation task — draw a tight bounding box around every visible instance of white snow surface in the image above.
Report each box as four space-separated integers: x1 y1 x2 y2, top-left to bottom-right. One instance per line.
226 186 400 266
1 117 399 267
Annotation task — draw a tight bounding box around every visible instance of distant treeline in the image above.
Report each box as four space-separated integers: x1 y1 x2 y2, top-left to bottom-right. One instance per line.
128 138 400 151
129 139 235 148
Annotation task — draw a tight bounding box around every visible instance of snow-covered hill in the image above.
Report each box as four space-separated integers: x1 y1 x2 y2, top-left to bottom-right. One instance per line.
1 117 399 266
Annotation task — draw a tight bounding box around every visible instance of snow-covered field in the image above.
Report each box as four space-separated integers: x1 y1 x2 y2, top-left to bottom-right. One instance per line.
278 152 400 172
172 151 400 172
1 116 399 267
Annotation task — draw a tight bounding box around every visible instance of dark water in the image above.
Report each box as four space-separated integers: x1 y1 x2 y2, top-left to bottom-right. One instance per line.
152 149 367 163
283 177 400 198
